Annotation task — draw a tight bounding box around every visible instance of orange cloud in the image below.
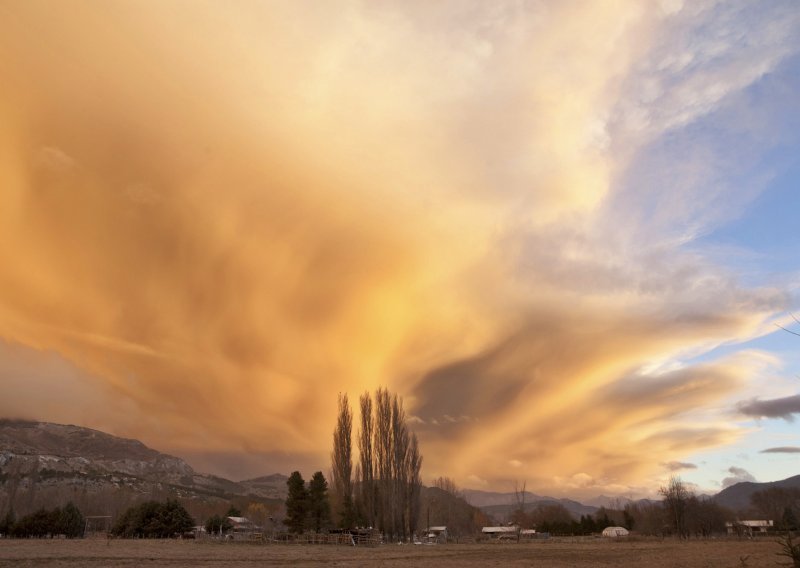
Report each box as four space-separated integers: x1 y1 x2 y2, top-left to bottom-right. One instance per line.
0 2 792 495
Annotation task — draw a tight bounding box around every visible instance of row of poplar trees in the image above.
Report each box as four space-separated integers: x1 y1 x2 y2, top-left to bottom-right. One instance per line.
330 388 423 541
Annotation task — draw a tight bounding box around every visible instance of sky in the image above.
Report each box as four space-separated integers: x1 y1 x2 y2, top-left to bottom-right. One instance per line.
0 0 798 500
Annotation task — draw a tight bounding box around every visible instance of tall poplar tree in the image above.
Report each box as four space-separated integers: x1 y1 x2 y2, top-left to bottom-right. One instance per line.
331 393 355 528
344 388 423 540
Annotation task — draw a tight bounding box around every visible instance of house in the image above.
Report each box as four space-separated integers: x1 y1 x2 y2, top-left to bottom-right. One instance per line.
726 520 773 536
226 516 259 539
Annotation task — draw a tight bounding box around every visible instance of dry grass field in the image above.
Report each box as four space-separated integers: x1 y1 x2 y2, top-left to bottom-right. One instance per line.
0 537 788 567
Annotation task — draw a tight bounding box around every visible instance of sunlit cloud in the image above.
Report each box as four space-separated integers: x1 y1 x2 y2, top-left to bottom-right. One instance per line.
0 1 797 495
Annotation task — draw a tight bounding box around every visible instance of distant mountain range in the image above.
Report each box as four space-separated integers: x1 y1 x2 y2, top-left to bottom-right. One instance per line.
462 489 598 519
0 419 487 531
2 419 797 523
713 474 800 512
0 419 287 518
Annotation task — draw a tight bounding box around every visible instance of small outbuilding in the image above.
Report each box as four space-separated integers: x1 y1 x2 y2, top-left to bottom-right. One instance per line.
482 526 519 541
726 520 773 536
601 526 629 537
422 526 448 544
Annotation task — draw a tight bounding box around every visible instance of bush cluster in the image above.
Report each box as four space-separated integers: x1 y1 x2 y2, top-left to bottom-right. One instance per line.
111 499 194 538
0 503 84 538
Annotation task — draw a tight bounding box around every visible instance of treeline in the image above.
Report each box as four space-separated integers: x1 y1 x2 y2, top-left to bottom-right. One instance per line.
509 500 629 536
424 479 491 538
330 388 423 540
111 499 194 538
0 503 84 538
750 486 800 530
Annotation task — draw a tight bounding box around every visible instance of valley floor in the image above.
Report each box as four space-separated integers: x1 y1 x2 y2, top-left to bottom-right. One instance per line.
0 536 786 567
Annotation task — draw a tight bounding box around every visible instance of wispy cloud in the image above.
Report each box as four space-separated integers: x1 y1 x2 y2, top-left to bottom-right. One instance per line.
663 461 698 472
761 446 800 454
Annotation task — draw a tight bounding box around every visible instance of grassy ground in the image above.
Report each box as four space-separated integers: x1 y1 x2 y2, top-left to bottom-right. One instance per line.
0 536 785 567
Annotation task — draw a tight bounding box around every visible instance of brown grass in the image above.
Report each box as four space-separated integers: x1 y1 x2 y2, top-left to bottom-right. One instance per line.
0 536 785 567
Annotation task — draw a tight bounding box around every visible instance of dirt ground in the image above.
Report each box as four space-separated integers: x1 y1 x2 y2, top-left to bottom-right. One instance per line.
0 536 787 567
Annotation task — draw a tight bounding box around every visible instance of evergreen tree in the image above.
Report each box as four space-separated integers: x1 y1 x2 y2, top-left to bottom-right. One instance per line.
0 508 15 536
205 514 233 535
59 502 85 538
308 471 331 532
161 499 194 535
783 506 799 531
111 500 194 538
284 471 309 534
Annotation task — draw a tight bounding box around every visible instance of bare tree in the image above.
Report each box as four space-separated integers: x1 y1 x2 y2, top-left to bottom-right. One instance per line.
374 388 393 536
351 388 422 541
331 393 354 528
358 392 375 527
660 475 691 538
407 433 422 537
433 477 461 498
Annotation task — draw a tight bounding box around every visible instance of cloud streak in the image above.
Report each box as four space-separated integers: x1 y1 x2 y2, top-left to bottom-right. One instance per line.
738 395 800 421
761 447 800 454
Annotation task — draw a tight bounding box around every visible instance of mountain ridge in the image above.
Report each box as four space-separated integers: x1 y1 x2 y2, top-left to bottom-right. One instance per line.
3 419 797 520
713 474 800 512
0 419 287 519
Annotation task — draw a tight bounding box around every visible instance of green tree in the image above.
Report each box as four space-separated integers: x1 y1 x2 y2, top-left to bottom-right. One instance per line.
59 502 85 538
308 471 331 532
226 505 242 517
205 514 233 535
112 500 194 538
784 507 799 531
0 508 15 536
622 508 635 531
595 507 612 530
285 471 309 534
161 499 194 535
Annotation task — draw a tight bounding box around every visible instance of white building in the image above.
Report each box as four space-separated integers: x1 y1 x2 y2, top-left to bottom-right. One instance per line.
601 526 629 537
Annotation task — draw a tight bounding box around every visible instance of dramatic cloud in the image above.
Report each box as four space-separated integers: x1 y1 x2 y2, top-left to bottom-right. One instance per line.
721 466 757 488
737 395 800 421
760 447 800 454
0 1 797 495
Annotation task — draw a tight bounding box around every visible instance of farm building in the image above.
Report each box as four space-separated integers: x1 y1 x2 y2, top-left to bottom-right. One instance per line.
422 526 448 544
601 526 629 537
226 516 259 540
482 526 519 541
725 520 773 536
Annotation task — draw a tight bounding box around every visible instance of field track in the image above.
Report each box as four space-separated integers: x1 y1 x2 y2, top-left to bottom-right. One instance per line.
0 536 784 567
